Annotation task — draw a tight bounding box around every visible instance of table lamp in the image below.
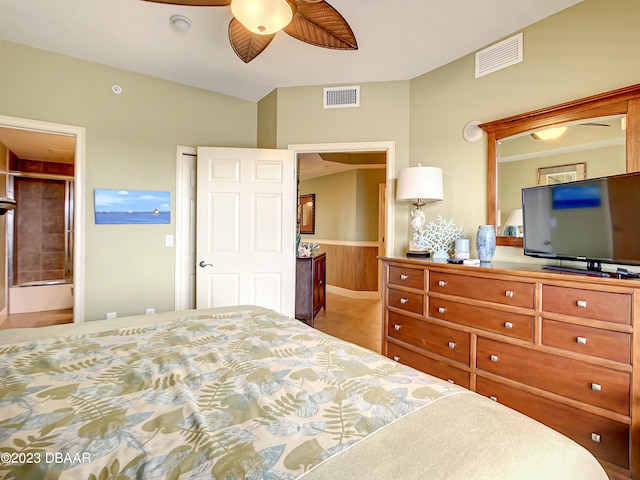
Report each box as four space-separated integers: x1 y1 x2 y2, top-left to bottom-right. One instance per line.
503 208 523 236
396 165 444 256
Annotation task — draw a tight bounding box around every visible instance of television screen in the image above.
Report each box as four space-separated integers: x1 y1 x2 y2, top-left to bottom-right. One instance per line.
522 171 640 268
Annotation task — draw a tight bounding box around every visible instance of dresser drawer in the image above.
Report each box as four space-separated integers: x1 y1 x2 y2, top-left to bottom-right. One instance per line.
476 337 630 415
542 285 631 324
476 377 629 469
388 312 470 365
542 319 631 364
388 265 425 290
429 298 533 342
388 288 424 315
430 272 533 308
387 342 470 389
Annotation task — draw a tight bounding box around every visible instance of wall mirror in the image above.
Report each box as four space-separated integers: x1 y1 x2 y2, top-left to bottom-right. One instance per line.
299 193 315 234
480 84 640 247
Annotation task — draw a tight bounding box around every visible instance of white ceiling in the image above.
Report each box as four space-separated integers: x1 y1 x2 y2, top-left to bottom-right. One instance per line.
0 0 581 102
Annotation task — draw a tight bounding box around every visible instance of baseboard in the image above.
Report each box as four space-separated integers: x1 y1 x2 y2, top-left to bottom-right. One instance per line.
327 285 381 300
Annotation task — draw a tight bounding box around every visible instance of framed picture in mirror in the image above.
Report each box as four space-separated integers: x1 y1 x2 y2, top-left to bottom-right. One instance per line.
538 162 586 185
299 194 315 234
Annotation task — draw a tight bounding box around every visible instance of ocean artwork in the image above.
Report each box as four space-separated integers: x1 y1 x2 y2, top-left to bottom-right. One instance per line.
94 189 170 224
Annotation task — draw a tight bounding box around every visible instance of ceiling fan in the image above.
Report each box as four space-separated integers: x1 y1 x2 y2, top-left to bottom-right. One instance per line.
142 0 358 63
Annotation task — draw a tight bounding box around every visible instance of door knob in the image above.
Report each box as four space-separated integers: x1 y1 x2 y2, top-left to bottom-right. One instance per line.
199 261 213 268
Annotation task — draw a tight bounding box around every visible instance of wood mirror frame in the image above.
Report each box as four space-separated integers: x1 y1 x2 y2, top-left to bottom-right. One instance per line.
479 84 640 247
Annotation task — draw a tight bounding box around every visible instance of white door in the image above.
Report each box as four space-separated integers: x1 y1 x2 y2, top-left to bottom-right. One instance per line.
196 147 296 317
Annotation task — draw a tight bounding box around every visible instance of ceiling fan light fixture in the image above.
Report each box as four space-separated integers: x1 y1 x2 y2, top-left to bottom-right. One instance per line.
231 0 294 35
531 126 567 141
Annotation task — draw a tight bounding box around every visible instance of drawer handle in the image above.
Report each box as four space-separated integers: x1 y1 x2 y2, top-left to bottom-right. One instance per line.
448 341 456 349
438 280 447 287
400 274 409 280
591 383 602 392
393 355 400 362
505 290 515 298
591 433 601 443
490 354 499 362
394 324 402 331
489 395 498 402
400 298 409 304
576 336 587 345
438 307 447 314
504 322 513 329
577 300 587 308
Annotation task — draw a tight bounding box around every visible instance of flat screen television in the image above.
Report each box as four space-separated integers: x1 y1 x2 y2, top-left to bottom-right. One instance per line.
522 171 640 274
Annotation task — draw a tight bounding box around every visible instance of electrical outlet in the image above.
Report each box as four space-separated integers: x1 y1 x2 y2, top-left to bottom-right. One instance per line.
106 312 117 320
146 308 155 315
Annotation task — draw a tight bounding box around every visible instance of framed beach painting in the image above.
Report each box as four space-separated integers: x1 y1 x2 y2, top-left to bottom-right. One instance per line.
94 189 170 224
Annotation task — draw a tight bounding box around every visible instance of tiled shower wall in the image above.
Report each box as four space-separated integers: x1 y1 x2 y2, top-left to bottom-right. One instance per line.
14 177 67 284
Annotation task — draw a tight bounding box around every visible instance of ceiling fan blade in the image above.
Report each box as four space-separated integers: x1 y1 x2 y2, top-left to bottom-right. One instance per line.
285 1 357 50
229 18 275 63
141 0 231 6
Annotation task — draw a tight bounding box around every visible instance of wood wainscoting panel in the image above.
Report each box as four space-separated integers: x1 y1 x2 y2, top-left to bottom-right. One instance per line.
318 242 379 292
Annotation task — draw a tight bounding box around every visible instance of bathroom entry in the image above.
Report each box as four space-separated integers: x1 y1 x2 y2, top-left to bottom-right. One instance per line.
0 127 76 316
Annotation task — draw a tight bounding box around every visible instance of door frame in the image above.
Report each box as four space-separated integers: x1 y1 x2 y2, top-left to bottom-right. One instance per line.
175 145 196 311
174 141 395 311
0 114 86 323
289 141 395 257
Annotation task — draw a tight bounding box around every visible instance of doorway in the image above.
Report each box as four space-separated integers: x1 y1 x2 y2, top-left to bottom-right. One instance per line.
0 115 85 324
174 141 395 312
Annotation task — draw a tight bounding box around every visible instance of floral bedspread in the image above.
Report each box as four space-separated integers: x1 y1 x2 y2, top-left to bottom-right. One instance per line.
0 307 462 479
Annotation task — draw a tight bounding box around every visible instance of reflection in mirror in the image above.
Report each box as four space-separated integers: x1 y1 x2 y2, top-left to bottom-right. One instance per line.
497 114 626 235
538 163 586 185
481 83 640 248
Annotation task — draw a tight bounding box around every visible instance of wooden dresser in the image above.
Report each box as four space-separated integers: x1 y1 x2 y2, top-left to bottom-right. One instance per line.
295 253 326 327
381 257 639 480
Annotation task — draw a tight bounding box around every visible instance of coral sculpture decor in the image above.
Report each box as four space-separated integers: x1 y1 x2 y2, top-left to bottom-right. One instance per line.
413 215 465 259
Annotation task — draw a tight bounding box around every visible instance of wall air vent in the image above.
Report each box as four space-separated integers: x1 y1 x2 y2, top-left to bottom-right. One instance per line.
475 32 523 78
323 86 360 109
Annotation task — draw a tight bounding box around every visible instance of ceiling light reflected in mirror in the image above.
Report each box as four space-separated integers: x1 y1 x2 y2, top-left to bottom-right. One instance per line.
531 126 567 141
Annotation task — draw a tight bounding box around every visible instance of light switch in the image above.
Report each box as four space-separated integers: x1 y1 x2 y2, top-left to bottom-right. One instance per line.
165 234 174 247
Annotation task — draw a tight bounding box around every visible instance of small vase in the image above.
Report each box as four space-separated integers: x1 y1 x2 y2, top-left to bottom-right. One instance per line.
476 225 496 262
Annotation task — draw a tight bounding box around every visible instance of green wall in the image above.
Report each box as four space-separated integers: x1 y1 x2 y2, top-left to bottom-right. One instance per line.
260 80 411 254
407 0 640 261
3 0 640 319
299 168 385 242
356 169 386 240
257 89 278 149
0 40 257 320
263 1 640 258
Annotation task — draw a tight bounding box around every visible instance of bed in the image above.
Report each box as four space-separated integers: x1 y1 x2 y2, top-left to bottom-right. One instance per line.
0 305 608 479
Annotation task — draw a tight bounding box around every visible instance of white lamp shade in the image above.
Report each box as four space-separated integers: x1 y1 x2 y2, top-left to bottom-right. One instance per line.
231 0 294 35
505 208 523 226
396 166 444 202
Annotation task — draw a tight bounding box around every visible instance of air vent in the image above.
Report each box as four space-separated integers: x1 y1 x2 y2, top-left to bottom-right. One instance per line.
475 32 523 78
323 86 360 109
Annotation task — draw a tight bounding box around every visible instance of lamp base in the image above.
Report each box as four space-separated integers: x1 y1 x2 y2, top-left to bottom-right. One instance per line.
406 250 431 258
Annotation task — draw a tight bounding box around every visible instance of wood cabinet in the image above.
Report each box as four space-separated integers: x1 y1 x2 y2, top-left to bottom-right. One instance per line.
381 257 639 480
295 253 326 326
